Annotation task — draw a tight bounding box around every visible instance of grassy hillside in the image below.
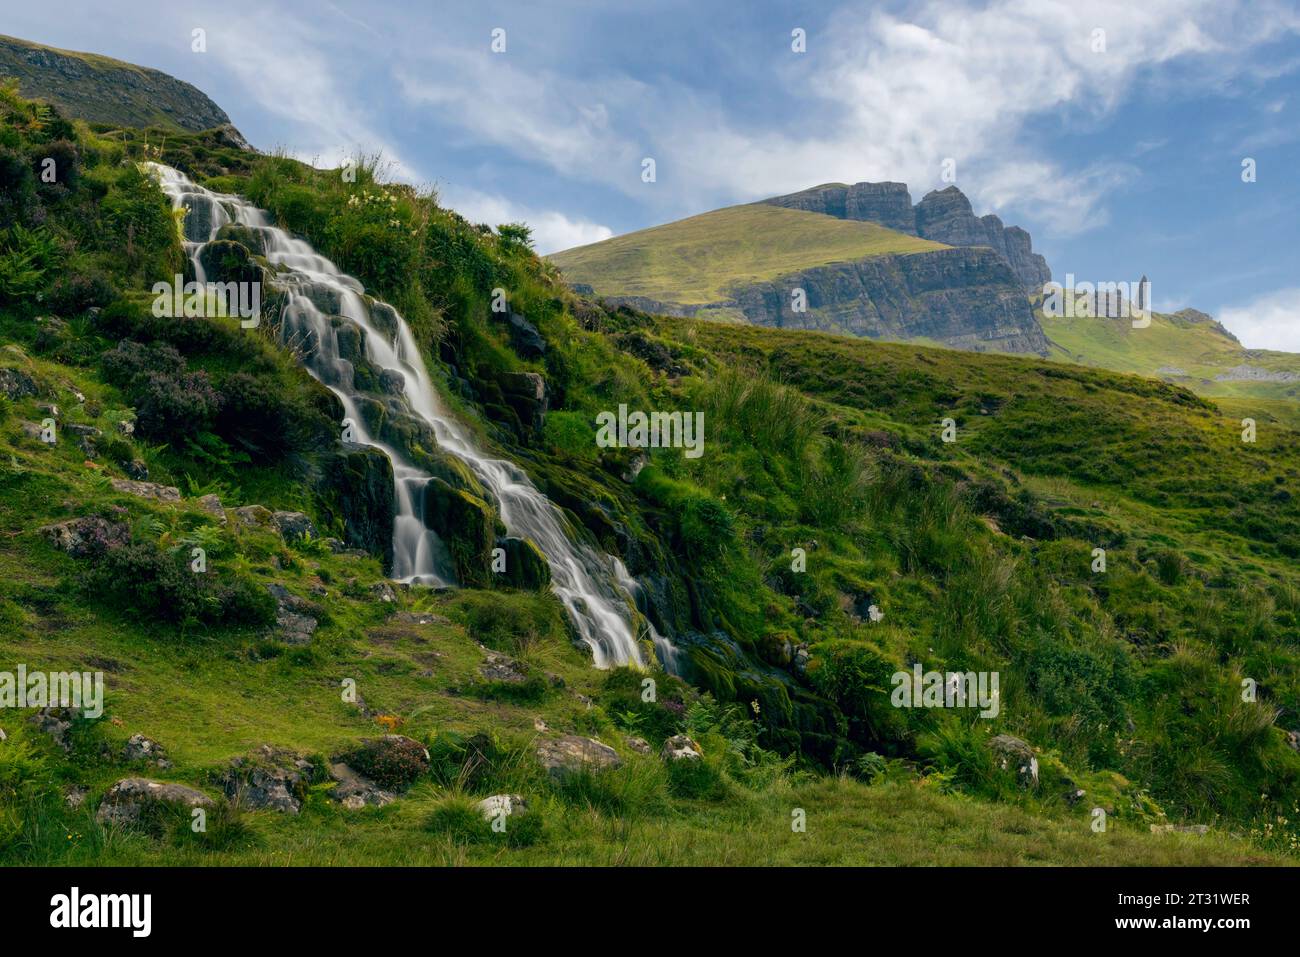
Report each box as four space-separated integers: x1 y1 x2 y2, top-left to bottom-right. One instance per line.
2 84 1299 866
0 34 231 132
1043 302 1300 416
549 202 945 304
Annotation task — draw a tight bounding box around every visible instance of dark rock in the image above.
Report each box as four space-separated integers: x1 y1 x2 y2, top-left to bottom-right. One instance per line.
494 536 551 590
0 366 38 400
421 477 495 587
505 311 547 359
480 651 529 683
497 371 550 435
271 510 317 543
319 444 395 570
220 745 314 814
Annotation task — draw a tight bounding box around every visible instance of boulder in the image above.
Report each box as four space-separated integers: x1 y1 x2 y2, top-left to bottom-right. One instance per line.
233 504 272 527
40 516 129 559
110 478 180 502
494 536 551 590
626 736 651 755
271 510 317 544
196 493 226 523
505 311 547 359
327 762 396 809
0 366 38 400
220 746 315 814
96 778 214 827
661 734 702 761
989 734 1039 789
266 584 318 644
320 444 395 570
497 371 550 435
536 735 622 780
421 477 495 587
480 651 529 684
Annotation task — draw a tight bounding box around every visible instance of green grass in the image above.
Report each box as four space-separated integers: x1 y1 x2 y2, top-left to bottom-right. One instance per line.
548 202 945 304
1042 302 1300 409
3 86 1300 867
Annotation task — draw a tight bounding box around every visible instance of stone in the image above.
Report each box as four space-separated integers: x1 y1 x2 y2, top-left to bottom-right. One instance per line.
505 311 547 359
30 707 73 751
266 584 319 644
271 510 317 543
497 371 550 435
626 736 651 755
1285 729 1300 752
370 581 397 603
422 477 495 587
480 651 529 684
493 536 551 590
536 735 622 780
661 734 703 761
377 368 406 395
123 733 172 769
320 445 395 570
125 458 149 481
96 778 215 827
989 734 1039 789
233 504 272 527
476 794 527 820
109 478 180 502
327 762 396 809
221 746 315 814
196 493 226 522
40 516 129 559
0 366 38 400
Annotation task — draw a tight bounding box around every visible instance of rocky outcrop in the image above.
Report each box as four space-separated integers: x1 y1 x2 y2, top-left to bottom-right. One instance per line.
764 181 1051 290
318 443 395 570
726 246 1048 354
220 746 315 814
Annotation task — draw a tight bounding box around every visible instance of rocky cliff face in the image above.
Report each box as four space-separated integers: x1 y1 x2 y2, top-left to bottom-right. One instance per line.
598 246 1050 355
0 34 235 133
764 182 1051 290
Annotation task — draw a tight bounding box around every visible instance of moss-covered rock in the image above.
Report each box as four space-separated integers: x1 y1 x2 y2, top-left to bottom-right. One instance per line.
422 477 495 587
319 443 396 571
494 535 551 590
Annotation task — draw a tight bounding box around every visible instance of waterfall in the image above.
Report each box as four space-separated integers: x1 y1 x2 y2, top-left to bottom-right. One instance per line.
149 163 676 672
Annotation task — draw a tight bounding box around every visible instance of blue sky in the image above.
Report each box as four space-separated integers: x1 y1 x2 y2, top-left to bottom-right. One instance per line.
7 0 1300 347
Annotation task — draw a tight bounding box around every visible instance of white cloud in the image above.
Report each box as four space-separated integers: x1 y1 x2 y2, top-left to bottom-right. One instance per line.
1219 289 1300 352
441 186 613 255
389 0 1300 236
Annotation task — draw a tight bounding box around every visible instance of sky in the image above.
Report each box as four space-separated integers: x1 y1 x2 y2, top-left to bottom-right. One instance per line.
5 0 1300 348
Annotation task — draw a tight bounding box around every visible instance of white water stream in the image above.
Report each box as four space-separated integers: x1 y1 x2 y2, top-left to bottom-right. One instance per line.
150 164 675 671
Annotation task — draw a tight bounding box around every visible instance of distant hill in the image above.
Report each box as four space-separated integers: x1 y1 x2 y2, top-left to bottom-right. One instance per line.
1042 302 1300 424
550 201 1050 354
0 34 236 134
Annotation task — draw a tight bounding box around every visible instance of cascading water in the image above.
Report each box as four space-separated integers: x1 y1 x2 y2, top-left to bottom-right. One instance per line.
149 164 676 672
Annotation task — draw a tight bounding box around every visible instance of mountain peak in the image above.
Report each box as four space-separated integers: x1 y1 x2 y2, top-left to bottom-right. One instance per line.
763 180 1050 290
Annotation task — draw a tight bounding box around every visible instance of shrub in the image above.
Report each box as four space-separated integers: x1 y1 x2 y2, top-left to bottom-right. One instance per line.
424 794 544 849
345 736 430 791
134 370 220 441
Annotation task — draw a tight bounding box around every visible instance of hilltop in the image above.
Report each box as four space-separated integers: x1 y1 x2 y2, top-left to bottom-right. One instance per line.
0 34 240 138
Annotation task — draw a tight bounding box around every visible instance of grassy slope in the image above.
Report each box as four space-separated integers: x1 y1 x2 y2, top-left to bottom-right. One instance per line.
548 203 945 304
3 88 1299 866
1042 304 1300 422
